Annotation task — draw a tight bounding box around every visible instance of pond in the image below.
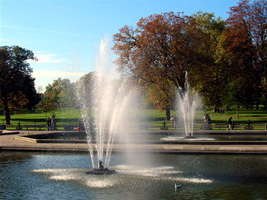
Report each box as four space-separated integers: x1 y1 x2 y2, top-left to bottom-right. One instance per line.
0 151 267 199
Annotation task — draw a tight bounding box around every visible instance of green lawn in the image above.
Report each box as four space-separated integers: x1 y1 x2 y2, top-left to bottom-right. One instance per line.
1 108 267 130
0 109 81 129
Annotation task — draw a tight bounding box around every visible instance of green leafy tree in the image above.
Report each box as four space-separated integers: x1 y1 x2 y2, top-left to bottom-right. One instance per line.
75 72 94 110
22 75 41 110
37 78 76 112
188 12 227 110
0 46 37 124
146 79 175 119
35 97 56 113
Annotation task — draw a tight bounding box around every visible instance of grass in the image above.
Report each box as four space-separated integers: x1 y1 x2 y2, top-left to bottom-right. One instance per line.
0 109 81 128
210 110 267 123
1 108 267 130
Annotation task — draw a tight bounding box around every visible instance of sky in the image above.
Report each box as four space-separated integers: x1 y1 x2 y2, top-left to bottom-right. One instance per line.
0 0 240 92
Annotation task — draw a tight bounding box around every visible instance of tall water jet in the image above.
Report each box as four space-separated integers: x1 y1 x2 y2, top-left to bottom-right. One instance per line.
175 73 200 138
76 37 133 174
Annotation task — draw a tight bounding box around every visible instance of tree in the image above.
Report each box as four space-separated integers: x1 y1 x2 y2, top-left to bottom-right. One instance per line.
37 78 76 111
23 75 41 110
0 46 36 124
188 12 227 109
35 96 56 113
75 72 94 110
146 79 175 119
113 12 209 118
223 0 267 106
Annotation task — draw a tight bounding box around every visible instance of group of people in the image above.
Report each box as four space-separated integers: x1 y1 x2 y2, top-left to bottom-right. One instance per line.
44 113 242 131
204 114 239 130
170 113 237 130
169 113 247 130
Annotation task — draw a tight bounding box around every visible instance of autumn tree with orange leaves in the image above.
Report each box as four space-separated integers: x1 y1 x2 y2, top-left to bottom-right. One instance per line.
113 0 266 113
220 0 267 107
113 12 211 118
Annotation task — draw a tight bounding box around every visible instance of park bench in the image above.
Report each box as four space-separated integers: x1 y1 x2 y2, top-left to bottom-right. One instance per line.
23 124 76 131
4 124 45 130
214 123 240 130
24 124 46 130
63 125 74 131
55 125 76 131
160 120 168 130
214 123 227 130
244 124 253 130
139 124 149 130
0 125 6 130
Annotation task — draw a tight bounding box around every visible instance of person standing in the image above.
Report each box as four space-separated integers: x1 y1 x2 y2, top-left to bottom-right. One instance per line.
50 114 56 130
170 116 176 128
203 113 211 130
46 117 51 131
227 117 233 130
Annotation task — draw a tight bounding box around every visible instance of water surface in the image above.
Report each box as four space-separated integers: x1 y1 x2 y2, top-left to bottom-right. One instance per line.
0 152 267 200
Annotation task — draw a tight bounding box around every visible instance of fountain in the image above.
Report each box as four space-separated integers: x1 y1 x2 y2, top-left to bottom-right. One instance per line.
85 160 117 175
176 72 200 139
76 37 134 174
161 73 200 142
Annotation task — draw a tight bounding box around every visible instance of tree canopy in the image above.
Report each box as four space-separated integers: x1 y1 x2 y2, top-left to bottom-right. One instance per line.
36 78 76 112
0 46 38 124
221 0 267 107
113 12 225 115
113 0 267 114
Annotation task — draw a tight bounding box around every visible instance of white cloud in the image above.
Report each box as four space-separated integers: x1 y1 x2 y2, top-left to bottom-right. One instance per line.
32 70 85 77
30 53 68 63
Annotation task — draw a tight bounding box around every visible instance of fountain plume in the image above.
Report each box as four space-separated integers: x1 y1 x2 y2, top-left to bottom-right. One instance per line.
175 72 200 138
76 37 134 170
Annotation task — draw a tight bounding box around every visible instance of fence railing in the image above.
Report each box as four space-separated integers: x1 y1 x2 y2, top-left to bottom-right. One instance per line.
1 120 267 131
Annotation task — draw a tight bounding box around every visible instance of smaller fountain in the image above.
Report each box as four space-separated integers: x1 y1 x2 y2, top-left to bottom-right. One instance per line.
176 72 200 139
184 134 195 139
160 74 200 142
86 160 117 175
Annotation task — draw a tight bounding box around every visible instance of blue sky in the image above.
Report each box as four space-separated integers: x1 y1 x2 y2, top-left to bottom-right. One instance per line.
1 0 240 91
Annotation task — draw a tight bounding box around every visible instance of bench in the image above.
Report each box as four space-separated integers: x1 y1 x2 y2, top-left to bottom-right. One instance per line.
160 120 168 130
214 123 227 130
0 125 6 130
214 123 240 130
6 124 45 130
21 124 75 131
244 124 253 130
24 125 46 130
54 125 76 131
63 125 74 131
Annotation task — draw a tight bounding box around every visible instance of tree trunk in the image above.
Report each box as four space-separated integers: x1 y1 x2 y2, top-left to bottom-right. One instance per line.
3 98 11 125
165 107 171 120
